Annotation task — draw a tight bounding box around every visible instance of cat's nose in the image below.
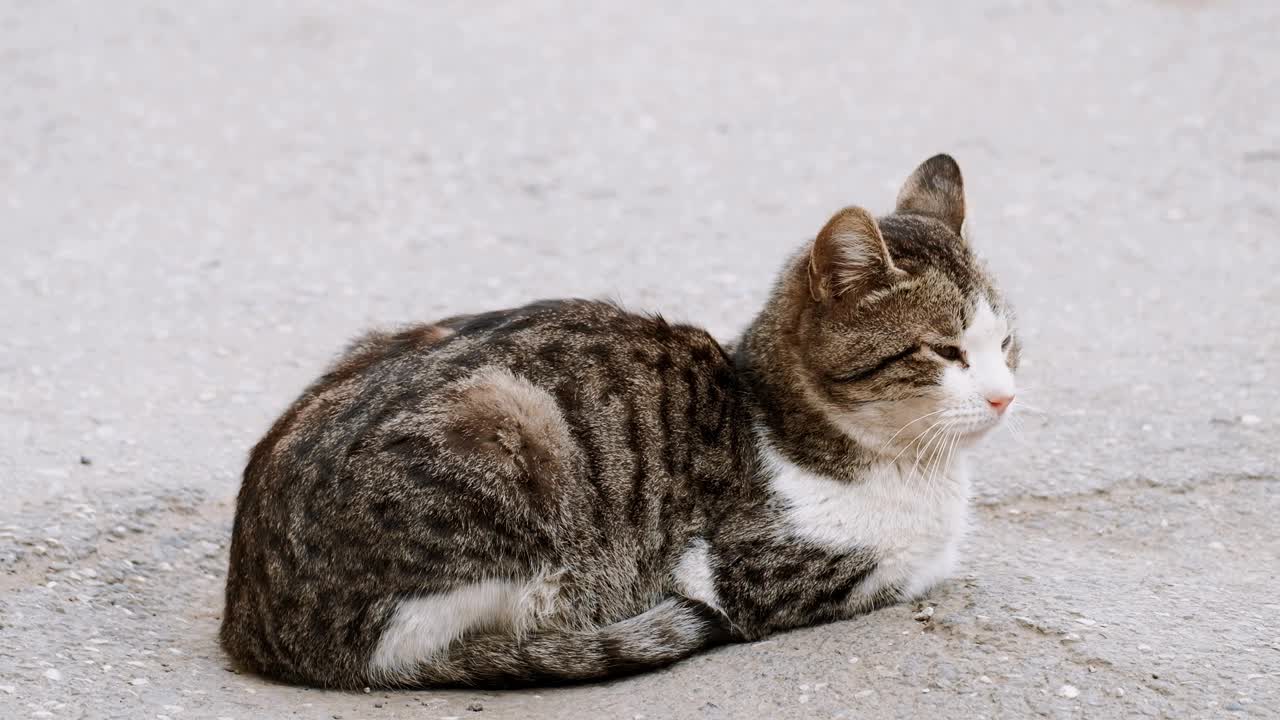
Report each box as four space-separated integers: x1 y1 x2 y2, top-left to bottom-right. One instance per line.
987 394 1014 414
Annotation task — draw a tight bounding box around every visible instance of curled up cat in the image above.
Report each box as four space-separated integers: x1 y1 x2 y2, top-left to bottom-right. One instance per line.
220 154 1020 688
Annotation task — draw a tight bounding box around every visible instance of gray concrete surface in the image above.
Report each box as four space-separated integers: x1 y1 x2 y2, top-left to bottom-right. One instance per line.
3 1 1278 718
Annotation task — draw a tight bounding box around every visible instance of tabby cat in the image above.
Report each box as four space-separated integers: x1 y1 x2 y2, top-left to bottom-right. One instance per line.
221 154 1020 688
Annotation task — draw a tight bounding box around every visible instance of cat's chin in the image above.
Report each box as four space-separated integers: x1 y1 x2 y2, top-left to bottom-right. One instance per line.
956 419 1007 447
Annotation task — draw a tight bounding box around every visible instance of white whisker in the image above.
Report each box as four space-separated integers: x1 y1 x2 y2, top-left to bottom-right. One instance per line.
928 428 958 494
889 416 948 466
910 420 953 484
878 409 949 455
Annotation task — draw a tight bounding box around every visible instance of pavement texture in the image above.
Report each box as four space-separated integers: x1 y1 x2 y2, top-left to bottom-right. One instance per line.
2 1 1279 718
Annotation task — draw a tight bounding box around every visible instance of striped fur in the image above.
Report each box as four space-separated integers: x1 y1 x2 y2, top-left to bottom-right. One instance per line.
221 154 1019 687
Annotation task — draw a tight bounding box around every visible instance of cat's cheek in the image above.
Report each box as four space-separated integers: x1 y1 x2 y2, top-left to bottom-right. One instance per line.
938 363 974 409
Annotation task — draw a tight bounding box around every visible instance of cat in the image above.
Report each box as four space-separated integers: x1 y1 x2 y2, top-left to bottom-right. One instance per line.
220 154 1020 689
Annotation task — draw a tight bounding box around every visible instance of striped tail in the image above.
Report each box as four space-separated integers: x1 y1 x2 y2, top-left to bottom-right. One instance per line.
385 597 732 688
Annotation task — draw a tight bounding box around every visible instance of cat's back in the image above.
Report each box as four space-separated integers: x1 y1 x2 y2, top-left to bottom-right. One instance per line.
242 298 727 466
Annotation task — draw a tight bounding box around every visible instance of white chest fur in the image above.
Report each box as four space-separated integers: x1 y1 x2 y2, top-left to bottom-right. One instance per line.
762 446 972 607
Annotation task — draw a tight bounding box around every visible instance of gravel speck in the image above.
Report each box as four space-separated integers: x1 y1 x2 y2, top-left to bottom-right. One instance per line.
467 703 484 712
1057 684 1080 699
913 606 935 621
43 668 62 681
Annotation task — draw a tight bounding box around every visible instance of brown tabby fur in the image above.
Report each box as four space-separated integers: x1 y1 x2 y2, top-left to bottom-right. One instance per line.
221 154 1018 688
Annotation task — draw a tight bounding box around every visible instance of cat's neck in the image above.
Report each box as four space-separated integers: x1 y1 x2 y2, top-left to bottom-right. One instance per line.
733 335 880 483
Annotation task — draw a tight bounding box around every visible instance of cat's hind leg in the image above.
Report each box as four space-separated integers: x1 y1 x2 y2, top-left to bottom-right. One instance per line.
432 366 581 520
367 568 565 685
368 593 730 688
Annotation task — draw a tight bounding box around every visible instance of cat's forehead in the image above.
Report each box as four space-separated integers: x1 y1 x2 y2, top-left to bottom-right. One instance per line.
878 215 1004 318
962 299 1009 341
878 216 972 276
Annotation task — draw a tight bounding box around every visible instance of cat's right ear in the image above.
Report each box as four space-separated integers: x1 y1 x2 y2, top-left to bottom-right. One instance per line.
808 206 896 303
895 153 966 235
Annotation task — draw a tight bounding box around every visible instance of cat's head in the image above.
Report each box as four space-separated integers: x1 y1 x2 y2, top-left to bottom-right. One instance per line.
779 154 1019 457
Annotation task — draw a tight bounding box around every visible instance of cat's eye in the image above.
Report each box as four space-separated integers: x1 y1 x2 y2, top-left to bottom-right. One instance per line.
931 345 964 363
1001 335 1012 350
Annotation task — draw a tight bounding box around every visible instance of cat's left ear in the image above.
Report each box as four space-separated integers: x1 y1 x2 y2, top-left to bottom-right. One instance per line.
895 154 966 236
808 206 897 303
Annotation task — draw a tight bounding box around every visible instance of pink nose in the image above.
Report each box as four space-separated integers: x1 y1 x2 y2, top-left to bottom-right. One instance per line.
987 394 1015 414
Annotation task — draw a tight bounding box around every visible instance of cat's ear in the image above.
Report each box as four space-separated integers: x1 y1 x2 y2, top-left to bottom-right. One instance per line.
895 153 966 235
808 206 896 303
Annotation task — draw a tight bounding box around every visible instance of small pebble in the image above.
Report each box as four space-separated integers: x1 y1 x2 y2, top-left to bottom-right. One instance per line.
914 606 935 621
43 668 62 681
1240 414 1261 426
1057 684 1080 699
80 455 92 465
373 703 383 709
130 677 149 686
467 703 484 712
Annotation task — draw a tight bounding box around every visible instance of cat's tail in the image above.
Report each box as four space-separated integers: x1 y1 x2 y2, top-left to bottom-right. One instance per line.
375 597 733 688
